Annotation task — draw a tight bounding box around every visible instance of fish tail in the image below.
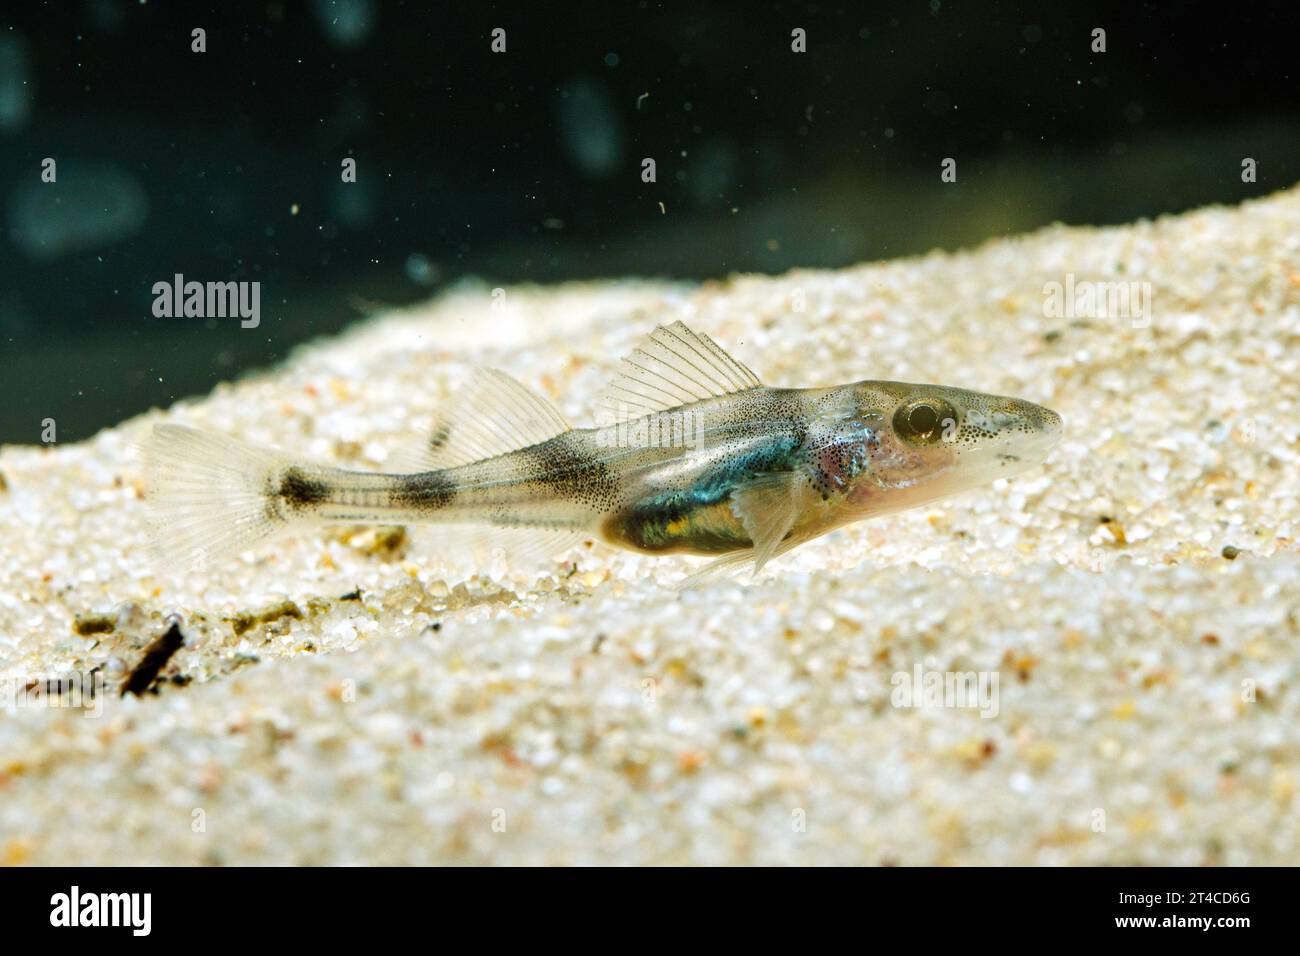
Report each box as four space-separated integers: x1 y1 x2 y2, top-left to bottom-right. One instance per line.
141 424 297 570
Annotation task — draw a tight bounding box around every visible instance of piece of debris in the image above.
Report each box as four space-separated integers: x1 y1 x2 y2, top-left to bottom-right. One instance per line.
73 613 116 637
228 599 303 636
1095 515 1127 546
121 619 185 697
336 524 408 558
1221 545 1241 560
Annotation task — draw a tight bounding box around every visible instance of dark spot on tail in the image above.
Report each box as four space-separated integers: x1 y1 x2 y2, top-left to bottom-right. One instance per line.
278 467 331 512
428 423 451 451
392 472 456 512
521 434 619 509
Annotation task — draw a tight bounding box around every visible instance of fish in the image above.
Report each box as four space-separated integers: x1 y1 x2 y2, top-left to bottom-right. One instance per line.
142 321 1063 580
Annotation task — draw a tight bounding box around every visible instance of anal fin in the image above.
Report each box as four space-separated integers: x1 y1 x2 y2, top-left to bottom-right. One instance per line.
416 522 589 571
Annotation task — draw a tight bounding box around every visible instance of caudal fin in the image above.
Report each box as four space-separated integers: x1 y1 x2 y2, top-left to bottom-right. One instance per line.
141 424 294 570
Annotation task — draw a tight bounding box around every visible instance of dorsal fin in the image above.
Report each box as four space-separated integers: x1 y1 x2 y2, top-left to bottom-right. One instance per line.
598 321 763 425
396 368 571 472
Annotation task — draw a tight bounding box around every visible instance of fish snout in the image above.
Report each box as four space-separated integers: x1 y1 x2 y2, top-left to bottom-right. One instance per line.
970 396 1063 463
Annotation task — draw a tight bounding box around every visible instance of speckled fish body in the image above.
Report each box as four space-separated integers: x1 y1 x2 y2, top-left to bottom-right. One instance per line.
596 380 1063 559
246 391 809 553
144 322 1062 577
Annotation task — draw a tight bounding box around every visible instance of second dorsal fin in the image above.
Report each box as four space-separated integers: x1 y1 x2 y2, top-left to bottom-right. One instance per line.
598 321 763 424
396 368 571 473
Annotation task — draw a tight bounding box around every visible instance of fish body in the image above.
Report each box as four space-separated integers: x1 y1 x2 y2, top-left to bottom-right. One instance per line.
145 322 1062 577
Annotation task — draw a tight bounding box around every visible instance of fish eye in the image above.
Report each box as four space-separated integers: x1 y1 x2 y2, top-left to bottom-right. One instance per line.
894 399 954 444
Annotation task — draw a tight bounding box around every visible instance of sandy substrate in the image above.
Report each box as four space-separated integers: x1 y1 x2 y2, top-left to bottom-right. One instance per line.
2 188 1298 865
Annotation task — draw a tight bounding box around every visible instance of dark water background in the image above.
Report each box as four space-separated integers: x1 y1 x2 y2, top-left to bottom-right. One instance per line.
2 0 1298 443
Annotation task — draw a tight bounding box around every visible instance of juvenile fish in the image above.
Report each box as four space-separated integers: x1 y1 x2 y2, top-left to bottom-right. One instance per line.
144 322 1062 578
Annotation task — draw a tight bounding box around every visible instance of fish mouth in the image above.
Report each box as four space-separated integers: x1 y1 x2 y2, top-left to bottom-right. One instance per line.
965 404 1063 476
1021 406 1064 457
1002 408 1063 456
1036 406 1065 441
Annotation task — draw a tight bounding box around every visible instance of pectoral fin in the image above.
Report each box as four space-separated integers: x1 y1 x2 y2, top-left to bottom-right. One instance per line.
729 472 805 573
673 473 809 590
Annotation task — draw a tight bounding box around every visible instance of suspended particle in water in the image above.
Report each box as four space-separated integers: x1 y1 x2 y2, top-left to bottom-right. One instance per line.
556 77 624 178
331 177 375 227
312 0 375 48
8 161 148 260
0 292 34 340
0 33 34 132
87 0 128 34
686 136 738 207
404 253 441 287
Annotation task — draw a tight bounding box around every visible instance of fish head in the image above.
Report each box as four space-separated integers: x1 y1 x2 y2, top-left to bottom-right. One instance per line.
837 381 1063 513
